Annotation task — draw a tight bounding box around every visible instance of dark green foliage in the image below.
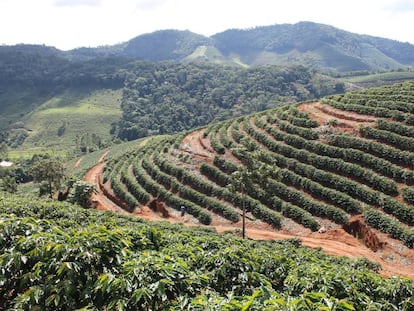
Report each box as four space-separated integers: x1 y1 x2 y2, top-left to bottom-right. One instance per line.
57 121 66 137
267 114 319 140
0 175 17 193
324 99 408 122
1 193 414 310
247 119 383 205
0 142 8 160
360 126 414 152
116 62 328 141
327 133 414 167
402 187 414 205
67 180 95 208
242 114 414 227
0 46 128 88
110 161 139 210
227 142 348 225
265 178 348 224
209 129 226 154
199 162 282 228
132 157 212 225
30 157 65 197
256 116 399 195
143 157 239 222
376 119 414 137
364 208 414 248
100 81 414 248
277 106 319 128
120 165 150 205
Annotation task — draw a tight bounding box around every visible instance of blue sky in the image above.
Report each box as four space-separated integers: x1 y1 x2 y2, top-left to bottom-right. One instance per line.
0 0 413 50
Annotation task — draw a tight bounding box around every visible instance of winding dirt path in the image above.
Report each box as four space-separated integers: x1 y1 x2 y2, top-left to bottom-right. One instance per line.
83 151 127 214
83 133 414 279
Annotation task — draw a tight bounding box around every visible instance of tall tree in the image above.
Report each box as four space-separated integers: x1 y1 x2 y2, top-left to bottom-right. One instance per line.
30 157 65 197
1 176 17 193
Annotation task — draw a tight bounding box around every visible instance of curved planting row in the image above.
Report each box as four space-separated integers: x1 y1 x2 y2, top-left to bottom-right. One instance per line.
322 81 414 125
200 160 319 230
103 82 414 247
277 105 319 128
256 116 399 195
215 96 414 245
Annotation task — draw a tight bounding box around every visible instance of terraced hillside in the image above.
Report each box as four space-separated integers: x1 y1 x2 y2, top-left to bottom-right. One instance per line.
95 82 414 265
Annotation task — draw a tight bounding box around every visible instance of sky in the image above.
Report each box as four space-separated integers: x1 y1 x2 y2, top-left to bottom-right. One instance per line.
0 0 413 51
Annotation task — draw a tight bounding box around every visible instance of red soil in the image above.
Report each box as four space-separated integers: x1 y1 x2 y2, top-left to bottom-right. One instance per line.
298 102 377 136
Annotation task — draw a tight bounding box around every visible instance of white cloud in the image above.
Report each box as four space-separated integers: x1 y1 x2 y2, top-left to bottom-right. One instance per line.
385 0 414 12
53 0 102 7
134 0 168 11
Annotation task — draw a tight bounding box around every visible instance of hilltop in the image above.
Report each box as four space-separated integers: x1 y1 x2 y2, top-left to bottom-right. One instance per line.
3 22 414 72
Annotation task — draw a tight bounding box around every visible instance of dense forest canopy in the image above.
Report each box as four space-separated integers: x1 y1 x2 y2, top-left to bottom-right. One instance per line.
115 62 343 140
0 47 129 88
0 45 343 148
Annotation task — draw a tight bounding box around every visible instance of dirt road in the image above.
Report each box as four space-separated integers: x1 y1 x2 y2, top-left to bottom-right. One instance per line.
83 130 414 279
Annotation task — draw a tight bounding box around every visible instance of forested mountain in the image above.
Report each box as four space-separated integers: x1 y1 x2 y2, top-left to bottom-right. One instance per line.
72 21 414 72
0 46 128 88
211 22 414 71
0 54 342 151
3 21 413 72
1 20 414 153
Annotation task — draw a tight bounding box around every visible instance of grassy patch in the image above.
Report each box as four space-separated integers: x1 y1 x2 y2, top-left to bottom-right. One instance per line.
342 71 414 83
0 87 54 129
14 88 122 154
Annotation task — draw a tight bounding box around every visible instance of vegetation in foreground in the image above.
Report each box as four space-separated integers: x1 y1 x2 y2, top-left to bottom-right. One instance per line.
1 192 414 310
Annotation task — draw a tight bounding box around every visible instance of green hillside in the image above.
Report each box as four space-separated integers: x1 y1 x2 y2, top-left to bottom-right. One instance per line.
1 57 344 155
3 20 414 156
4 21 414 73
13 88 122 157
1 192 413 310
102 81 414 249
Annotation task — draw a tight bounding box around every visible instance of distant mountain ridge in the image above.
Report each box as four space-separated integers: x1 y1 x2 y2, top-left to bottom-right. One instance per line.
2 21 414 73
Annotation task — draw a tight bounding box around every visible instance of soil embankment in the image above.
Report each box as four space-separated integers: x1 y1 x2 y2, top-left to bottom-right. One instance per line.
83 138 414 279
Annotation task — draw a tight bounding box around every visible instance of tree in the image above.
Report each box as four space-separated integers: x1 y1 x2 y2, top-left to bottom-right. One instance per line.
228 145 273 239
67 180 96 208
229 169 251 239
30 157 65 197
228 144 256 239
1 176 17 193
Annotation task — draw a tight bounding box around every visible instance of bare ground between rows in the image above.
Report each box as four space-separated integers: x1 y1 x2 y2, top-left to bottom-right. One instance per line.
83 130 414 279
